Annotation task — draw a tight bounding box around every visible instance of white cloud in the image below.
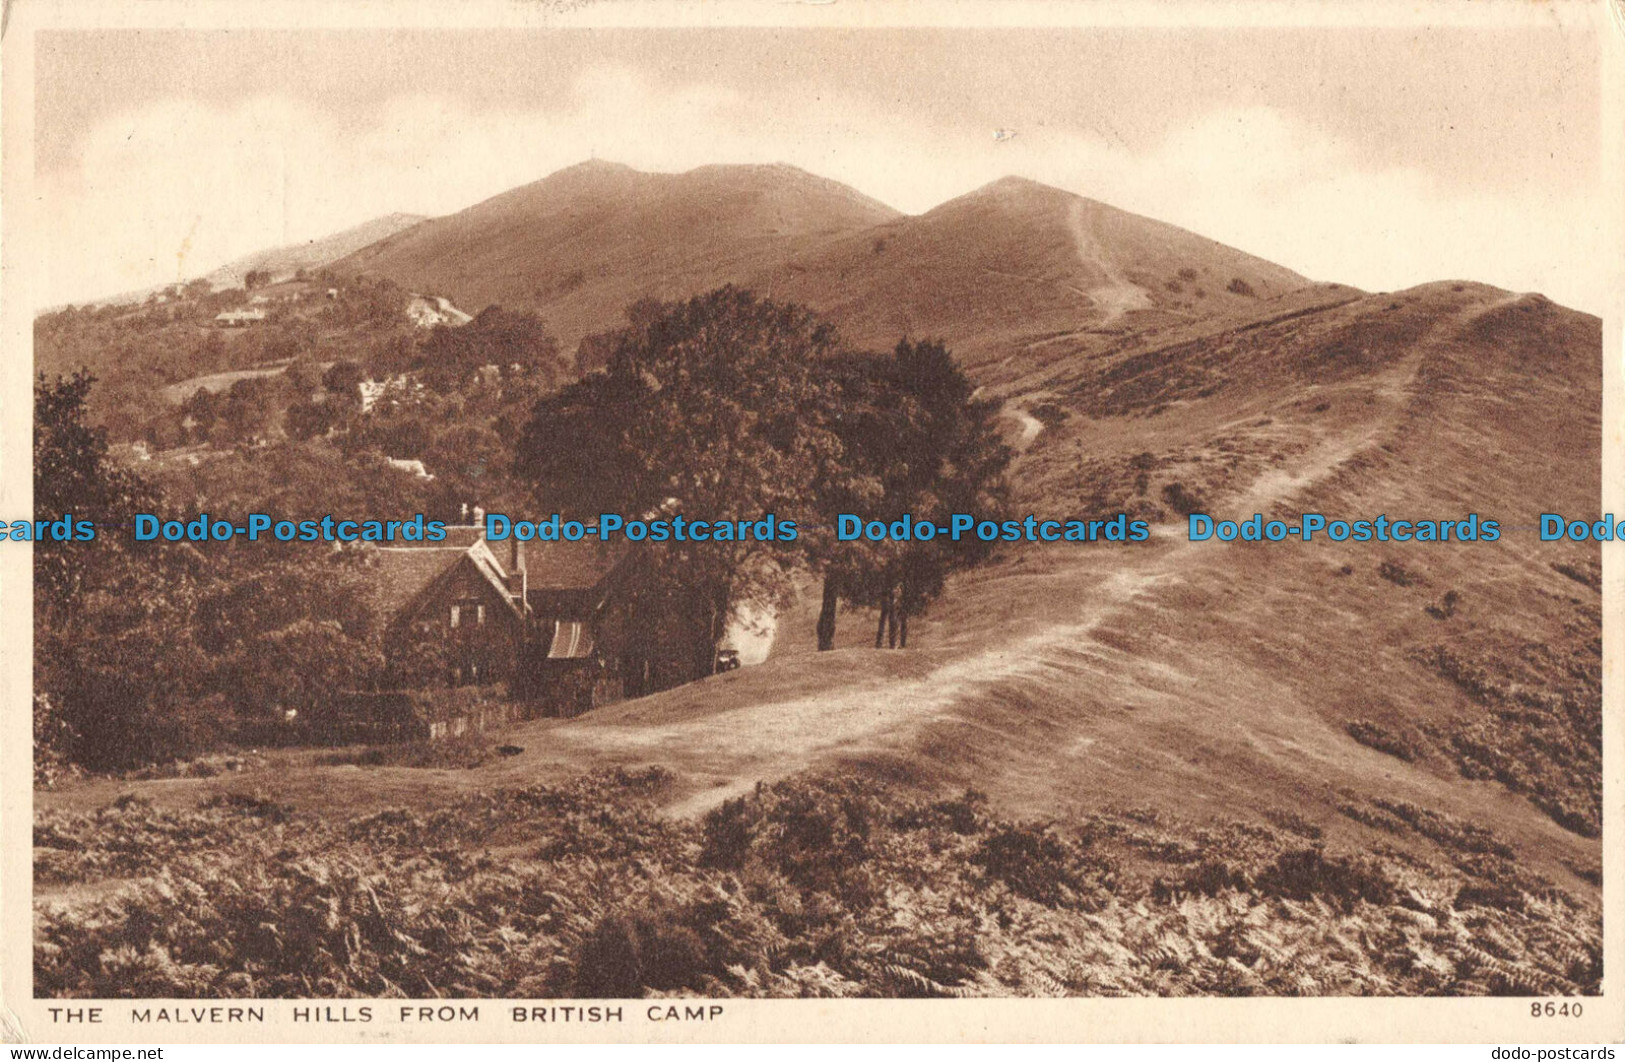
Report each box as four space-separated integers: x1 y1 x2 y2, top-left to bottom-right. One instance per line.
40 75 1608 315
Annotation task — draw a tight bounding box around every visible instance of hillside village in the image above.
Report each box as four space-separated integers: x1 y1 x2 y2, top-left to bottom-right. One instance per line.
33 161 1604 999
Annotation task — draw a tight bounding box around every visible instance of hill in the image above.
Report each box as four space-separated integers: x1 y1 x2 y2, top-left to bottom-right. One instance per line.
208 212 427 287
754 175 1309 370
334 163 1311 368
335 161 901 349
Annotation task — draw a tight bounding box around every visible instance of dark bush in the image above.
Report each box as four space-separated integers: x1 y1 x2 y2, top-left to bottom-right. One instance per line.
971 823 1101 907
1160 858 1252 899
197 792 295 823
1160 481 1207 517
1426 590 1461 620
895 788 987 835
1346 720 1422 762
748 778 884 896
1455 882 1526 914
574 906 712 998
699 795 758 869
1378 560 1427 587
1226 277 1257 297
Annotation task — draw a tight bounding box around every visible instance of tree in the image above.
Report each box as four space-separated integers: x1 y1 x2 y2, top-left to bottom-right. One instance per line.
820 339 1010 650
34 371 154 620
517 287 843 686
228 619 383 720
285 396 335 441
322 359 367 405
418 306 563 392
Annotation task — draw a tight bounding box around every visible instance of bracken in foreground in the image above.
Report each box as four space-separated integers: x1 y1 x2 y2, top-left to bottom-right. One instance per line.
36 768 1600 998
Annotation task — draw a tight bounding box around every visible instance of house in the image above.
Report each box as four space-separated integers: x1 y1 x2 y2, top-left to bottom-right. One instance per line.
215 308 267 327
358 375 417 414
363 522 631 714
385 457 434 480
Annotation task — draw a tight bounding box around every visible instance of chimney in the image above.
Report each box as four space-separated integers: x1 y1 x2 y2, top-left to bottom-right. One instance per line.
507 537 527 604
473 505 485 530
460 502 469 522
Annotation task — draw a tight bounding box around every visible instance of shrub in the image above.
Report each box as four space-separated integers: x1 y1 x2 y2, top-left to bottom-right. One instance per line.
1346 720 1423 762
970 823 1101 907
896 788 988 835
752 778 883 894
318 735 491 770
1426 590 1461 620
33 766 1603 999
1226 277 1257 297
574 905 712 998
1378 560 1427 587
1160 481 1207 517
699 796 758 869
1159 858 1252 899
1455 881 1526 913
1253 847 1395 909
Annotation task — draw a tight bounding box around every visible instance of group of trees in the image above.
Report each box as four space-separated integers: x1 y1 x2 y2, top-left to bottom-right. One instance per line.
35 273 422 451
33 372 413 774
34 284 1009 773
808 338 1008 650
516 286 1009 691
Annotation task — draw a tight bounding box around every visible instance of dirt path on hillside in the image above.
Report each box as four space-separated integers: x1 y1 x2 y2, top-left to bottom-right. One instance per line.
1068 200 1151 324
1001 405 1045 451
545 417 1384 818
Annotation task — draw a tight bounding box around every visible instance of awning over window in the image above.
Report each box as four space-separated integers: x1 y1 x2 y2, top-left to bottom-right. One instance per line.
546 620 595 660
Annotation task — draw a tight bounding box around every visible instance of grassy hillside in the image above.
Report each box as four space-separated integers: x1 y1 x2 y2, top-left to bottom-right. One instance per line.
334 163 1312 370
36 770 1597 998
754 176 1309 371
336 161 901 349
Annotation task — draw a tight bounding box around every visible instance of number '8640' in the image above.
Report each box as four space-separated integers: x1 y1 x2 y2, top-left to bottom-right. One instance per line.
1531 1001 1582 1018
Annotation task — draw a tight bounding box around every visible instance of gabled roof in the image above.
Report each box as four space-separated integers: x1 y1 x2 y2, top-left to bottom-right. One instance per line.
367 544 470 621
523 540 629 592
360 529 631 629
366 536 524 630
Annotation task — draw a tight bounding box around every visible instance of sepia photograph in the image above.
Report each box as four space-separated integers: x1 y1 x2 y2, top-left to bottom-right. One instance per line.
4 0 1621 1045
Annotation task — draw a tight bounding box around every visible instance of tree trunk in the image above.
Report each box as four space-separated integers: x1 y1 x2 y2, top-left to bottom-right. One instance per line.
899 610 909 649
706 593 725 676
875 596 889 649
816 572 840 651
886 584 899 648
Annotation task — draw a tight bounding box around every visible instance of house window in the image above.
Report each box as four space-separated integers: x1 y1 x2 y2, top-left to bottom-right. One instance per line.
451 598 483 630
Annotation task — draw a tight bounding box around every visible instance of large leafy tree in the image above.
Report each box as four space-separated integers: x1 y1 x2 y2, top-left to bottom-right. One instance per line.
34 371 155 620
517 286 843 685
418 305 564 393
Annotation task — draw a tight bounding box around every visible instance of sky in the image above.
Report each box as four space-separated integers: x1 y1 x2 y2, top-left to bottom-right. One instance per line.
34 24 1611 313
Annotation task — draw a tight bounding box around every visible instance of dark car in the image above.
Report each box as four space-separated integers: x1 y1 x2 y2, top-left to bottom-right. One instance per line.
715 648 742 672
